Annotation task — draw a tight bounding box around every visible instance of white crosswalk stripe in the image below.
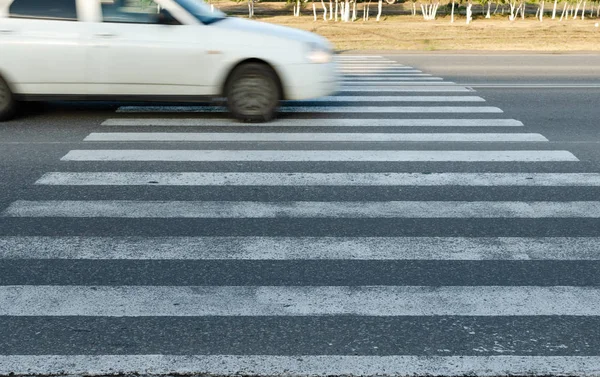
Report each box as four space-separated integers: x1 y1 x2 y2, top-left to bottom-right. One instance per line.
34 172 600 187
2 355 600 377
341 86 471 91
102 118 521 127
59 150 578 162
4 236 600 260
283 95 486 102
83 132 547 142
3 285 600 316
116 105 500 113
4 200 597 218
2 56 594 376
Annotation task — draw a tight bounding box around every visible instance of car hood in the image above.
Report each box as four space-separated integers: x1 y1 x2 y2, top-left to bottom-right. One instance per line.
215 17 330 48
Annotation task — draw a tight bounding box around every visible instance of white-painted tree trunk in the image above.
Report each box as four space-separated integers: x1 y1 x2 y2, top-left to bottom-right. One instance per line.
509 0 517 19
466 0 473 23
376 0 383 20
581 0 586 19
486 1 492 17
494 2 500 13
521 2 525 19
559 2 567 19
334 0 338 20
352 0 357 20
573 0 581 18
247 0 253 18
413 2 417 15
539 1 544 20
347 0 351 20
294 0 301 16
321 0 328 19
451 0 455 21
329 0 333 19
313 1 317 20
551 0 557 18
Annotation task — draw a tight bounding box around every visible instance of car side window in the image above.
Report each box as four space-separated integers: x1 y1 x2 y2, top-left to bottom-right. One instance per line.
101 0 180 25
8 0 78 21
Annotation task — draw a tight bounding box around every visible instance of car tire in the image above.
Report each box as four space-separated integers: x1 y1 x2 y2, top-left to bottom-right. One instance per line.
0 76 17 122
226 63 281 123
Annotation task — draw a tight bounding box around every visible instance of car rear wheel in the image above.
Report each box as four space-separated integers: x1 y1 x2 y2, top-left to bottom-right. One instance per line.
226 63 281 123
0 76 17 122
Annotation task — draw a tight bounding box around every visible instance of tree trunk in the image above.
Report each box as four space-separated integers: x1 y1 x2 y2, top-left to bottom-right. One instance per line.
521 2 525 19
551 0 557 18
581 0 586 19
335 0 338 20
345 0 350 21
248 0 252 18
352 0 357 20
376 0 383 20
539 0 544 20
321 0 328 20
494 1 500 13
329 0 333 18
486 1 492 17
313 1 317 20
509 0 517 19
573 0 581 18
559 1 567 19
466 0 473 23
451 0 455 21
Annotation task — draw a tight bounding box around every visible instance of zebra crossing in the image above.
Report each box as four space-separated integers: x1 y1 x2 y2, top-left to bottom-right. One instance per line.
1 55 600 376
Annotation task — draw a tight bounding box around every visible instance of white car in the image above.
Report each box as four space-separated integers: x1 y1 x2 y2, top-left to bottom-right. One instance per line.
0 0 338 122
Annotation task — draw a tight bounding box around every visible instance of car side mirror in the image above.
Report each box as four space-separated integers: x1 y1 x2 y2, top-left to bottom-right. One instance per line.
157 9 180 25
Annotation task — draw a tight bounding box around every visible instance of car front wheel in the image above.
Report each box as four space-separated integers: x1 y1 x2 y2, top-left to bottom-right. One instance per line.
0 76 16 122
226 63 281 123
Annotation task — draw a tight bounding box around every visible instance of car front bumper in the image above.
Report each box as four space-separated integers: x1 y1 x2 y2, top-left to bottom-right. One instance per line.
276 61 339 101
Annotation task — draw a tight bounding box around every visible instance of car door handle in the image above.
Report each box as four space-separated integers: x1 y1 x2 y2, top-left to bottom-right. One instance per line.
95 33 116 38
0 29 14 34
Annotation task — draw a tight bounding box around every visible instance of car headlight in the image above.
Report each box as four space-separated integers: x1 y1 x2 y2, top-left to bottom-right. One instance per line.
306 43 333 64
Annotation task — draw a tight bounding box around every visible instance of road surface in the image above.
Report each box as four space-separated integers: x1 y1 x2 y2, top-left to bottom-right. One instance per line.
1 54 600 376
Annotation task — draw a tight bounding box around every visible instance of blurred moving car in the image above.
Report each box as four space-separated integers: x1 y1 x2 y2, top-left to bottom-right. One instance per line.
0 0 337 122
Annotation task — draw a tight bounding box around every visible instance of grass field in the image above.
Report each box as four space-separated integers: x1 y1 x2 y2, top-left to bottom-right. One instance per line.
215 1 600 51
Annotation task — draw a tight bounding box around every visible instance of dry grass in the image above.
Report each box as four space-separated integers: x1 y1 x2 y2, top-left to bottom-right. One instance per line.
263 15 600 51
214 1 600 51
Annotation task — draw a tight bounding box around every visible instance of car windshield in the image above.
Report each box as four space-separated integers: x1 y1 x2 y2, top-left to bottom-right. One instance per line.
174 0 226 24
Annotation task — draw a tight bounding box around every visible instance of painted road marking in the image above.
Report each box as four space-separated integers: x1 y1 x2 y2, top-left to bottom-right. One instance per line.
116 106 502 113
3 236 600 260
59 150 577 162
83 133 547 142
283 96 486 102
2 286 600 316
35 173 600 187
101 118 521 127
4 200 597 218
342 77 444 81
340 86 471 92
2 355 599 376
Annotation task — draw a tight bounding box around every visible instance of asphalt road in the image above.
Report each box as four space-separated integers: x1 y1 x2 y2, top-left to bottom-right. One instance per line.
1 54 600 376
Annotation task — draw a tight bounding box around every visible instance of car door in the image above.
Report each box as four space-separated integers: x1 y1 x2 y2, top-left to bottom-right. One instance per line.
85 0 217 97
0 0 86 95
